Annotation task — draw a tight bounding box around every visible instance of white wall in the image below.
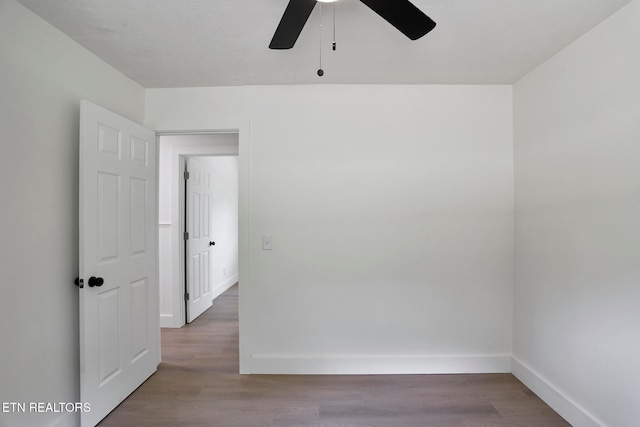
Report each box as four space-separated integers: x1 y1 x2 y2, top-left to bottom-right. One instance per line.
158 134 239 327
0 1 146 427
513 1 640 426
146 84 515 374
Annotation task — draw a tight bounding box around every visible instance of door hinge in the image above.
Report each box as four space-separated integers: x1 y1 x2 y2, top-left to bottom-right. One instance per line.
184 170 189 180
184 292 190 301
184 231 189 240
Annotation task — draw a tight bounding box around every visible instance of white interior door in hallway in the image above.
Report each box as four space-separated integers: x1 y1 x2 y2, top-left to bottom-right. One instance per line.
185 156 215 323
79 100 160 427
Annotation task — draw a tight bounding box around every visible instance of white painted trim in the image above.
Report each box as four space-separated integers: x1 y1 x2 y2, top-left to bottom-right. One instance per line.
249 355 512 375
512 357 605 427
158 223 180 328
211 274 239 301
159 314 182 329
153 135 162 366
237 120 252 374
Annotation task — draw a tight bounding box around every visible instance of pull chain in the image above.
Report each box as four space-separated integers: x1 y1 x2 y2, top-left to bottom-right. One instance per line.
317 3 337 76
333 4 336 51
317 3 324 76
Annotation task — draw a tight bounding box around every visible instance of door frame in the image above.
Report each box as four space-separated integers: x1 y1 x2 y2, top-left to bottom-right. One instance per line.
156 128 251 374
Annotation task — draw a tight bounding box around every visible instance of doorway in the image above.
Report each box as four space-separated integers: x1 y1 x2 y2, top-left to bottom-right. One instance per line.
184 155 239 323
157 133 239 328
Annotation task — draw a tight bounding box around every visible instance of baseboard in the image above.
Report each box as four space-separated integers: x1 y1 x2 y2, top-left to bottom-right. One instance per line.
511 357 604 427
211 274 238 300
248 354 512 375
160 314 182 329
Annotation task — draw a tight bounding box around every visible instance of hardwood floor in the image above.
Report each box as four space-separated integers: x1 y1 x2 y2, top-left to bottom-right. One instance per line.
98 285 570 427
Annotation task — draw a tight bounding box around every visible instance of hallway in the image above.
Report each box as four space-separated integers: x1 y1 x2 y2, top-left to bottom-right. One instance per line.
98 285 569 427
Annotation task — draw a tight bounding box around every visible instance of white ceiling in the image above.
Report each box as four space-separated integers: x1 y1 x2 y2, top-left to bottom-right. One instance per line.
16 0 632 88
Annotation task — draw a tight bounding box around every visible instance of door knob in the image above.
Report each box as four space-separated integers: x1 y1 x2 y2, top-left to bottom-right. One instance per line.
88 276 104 287
209 241 215 246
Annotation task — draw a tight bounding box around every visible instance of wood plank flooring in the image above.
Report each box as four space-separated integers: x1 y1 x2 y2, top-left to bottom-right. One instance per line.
98 285 570 427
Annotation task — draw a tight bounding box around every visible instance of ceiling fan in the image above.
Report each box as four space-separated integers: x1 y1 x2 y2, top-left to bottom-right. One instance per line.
269 0 436 49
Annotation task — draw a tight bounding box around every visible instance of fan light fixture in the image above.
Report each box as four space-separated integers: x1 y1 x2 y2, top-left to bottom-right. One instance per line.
269 0 436 77
269 0 436 50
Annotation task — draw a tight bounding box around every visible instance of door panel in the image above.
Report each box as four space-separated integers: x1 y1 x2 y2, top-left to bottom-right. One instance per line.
97 172 119 261
130 278 149 361
80 100 159 427
130 177 148 255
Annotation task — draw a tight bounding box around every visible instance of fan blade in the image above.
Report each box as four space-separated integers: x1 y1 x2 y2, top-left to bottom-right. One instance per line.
359 0 436 40
269 0 318 49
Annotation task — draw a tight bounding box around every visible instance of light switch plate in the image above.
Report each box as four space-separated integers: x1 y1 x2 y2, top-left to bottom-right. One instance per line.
262 235 273 250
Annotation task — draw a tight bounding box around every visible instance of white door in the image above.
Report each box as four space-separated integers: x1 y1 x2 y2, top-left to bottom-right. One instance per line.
185 157 214 323
79 100 159 427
